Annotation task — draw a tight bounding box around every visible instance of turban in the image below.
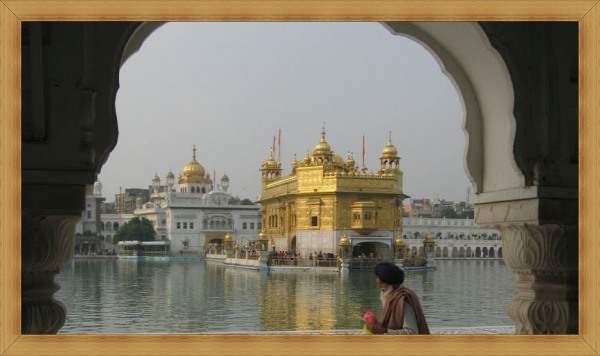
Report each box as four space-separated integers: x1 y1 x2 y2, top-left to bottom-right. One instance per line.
374 262 405 285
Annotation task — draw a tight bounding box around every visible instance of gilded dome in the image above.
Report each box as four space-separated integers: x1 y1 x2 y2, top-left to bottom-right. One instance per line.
179 146 208 184
381 132 399 158
382 144 398 157
424 232 435 243
312 125 332 157
258 231 267 240
394 237 406 248
338 233 351 246
313 140 332 156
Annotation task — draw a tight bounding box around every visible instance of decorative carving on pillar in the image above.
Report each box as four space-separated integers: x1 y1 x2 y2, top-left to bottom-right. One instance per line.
501 224 578 334
22 213 80 334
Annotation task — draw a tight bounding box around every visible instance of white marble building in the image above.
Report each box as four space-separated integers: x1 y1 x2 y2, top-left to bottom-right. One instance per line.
402 217 502 258
132 147 261 256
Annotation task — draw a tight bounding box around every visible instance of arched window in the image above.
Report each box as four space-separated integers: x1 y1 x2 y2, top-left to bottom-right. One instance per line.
113 222 119 231
243 222 247 230
202 187 206 193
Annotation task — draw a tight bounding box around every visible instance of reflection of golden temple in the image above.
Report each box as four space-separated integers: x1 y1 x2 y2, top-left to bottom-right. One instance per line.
259 126 407 258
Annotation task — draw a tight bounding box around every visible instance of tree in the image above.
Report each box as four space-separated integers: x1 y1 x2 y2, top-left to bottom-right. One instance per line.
113 217 157 244
439 206 458 219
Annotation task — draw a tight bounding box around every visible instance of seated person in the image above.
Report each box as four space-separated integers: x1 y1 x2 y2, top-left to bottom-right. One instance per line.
364 262 430 335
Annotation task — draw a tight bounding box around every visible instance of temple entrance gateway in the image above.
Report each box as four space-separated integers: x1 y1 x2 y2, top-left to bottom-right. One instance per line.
352 241 391 260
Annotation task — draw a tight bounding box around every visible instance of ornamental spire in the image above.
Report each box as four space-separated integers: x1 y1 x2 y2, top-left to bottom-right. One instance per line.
192 144 197 161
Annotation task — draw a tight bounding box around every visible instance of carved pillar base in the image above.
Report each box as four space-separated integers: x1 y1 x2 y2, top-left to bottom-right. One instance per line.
501 224 578 334
22 213 80 334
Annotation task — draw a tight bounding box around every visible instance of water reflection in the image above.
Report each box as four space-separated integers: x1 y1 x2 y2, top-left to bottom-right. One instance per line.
55 259 514 333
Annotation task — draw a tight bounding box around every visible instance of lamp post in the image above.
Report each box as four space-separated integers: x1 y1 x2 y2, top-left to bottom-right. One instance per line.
394 235 407 261
257 230 270 270
224 233 233 258
423 232 436 264
338 233 352 272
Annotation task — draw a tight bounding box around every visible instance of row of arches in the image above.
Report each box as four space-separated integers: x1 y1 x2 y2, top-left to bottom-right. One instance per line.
404 231 501 241
405 245 502 258
435 246 501 258
202 216 233 230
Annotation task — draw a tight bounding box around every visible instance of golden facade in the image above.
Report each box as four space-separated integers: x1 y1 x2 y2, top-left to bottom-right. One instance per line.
258 128 406 256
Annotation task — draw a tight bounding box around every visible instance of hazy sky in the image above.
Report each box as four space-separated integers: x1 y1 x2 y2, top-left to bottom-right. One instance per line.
100 22 469 202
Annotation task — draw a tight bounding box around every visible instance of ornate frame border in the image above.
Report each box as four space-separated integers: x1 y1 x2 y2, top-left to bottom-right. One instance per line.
1 1 599 355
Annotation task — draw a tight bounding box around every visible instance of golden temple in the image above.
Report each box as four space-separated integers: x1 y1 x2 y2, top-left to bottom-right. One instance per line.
258 127 406 258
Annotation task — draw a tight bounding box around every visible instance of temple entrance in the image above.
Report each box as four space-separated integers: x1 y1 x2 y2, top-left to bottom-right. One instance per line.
352 241 391 260
206 238 224 254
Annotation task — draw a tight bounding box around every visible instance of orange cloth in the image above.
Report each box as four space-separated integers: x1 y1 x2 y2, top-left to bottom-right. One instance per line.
368 286 430 335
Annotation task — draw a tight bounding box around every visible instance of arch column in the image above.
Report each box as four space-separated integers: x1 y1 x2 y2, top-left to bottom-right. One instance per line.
474 22 578 334
22 184 86 334
500 224 577 334
21 22 139 333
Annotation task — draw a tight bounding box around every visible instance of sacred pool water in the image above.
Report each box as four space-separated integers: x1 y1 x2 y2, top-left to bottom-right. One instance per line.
55 259 514 333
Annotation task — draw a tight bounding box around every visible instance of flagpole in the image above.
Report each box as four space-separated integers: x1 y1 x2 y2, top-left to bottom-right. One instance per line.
362 135 366 172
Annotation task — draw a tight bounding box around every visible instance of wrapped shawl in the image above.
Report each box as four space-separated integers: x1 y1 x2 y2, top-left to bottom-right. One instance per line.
369 286 430 335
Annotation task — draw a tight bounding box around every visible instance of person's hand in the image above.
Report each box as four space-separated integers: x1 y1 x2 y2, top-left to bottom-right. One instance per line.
362 310 378 327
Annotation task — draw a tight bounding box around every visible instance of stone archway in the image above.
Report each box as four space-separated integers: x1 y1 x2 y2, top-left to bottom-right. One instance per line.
352 242 391 260
19 21 578 335
451 247 458 258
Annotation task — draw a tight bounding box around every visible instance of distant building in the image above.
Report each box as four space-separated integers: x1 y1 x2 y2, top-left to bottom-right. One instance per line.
406 198 433 218
402 217 501 258
101 201 116 214
131 146 261 256
115 188 150 214
74 182 109 255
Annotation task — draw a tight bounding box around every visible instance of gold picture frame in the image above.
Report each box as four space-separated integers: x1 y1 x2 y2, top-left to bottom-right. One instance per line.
1 1 599 355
